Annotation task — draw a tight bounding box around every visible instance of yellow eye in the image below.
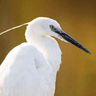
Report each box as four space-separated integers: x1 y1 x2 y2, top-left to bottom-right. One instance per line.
50 25 55 29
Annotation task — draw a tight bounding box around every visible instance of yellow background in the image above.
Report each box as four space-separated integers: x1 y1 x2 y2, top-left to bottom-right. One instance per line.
0 0 96 96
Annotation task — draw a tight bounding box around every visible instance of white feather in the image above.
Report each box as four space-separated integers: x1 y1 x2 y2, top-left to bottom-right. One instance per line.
0 17 62 96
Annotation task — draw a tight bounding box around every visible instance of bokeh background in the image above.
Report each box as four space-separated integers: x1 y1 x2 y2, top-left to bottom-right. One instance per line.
0 0 96 96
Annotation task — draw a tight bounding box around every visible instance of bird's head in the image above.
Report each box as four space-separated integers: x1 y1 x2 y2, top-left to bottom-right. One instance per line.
25 17 91 54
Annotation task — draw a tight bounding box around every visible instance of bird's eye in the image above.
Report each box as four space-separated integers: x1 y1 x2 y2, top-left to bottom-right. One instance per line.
50 25 55 29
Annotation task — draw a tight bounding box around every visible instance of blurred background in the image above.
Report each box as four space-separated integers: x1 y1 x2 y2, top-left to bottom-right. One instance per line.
0 0 96 96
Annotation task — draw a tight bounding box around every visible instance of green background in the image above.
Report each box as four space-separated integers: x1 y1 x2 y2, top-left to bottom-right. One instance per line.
0 0 96 96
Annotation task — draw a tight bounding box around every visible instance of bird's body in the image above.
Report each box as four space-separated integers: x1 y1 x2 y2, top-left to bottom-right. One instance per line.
0 17 90 96
0 42 61 96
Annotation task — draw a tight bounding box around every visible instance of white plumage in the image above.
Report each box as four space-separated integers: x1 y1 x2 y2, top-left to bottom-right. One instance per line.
0 17 62 96
0 17 90 96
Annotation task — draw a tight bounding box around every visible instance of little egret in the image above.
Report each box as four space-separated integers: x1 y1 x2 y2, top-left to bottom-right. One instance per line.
0 17 91 96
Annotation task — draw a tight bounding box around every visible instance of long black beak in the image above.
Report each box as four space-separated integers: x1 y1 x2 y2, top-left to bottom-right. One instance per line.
53 28 91 54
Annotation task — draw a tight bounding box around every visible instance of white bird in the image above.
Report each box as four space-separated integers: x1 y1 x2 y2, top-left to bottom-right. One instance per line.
0 17 91 96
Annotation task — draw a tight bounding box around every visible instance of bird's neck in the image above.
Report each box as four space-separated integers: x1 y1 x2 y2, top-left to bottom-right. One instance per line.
25 34 62 72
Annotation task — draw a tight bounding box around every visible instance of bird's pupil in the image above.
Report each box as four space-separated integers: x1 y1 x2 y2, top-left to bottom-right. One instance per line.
52 26 54 29
50 25 54 29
